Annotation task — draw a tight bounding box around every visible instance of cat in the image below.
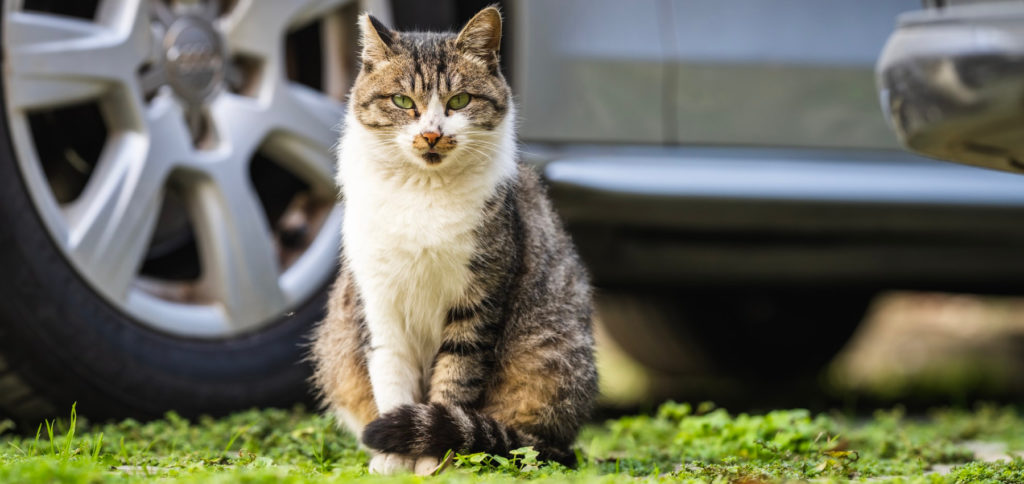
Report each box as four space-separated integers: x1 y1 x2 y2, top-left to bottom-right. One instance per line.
310 6 597 475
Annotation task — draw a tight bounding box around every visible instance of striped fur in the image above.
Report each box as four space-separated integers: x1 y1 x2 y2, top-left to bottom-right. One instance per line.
362 403 575 466
311 6 596 475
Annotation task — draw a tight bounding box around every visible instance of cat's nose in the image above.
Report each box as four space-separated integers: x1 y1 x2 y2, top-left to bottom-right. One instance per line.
421 131 441 147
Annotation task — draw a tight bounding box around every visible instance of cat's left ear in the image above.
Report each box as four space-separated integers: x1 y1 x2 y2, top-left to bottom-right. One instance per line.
455 6 502 60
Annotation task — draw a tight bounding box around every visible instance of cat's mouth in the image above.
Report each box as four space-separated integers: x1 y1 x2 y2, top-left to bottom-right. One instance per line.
421 150 444 164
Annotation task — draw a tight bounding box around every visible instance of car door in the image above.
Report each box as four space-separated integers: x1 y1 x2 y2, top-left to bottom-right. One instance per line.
669 0 918 149
513 0 670 144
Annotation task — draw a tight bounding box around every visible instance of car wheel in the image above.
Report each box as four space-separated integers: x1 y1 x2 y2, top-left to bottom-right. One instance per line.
0 0 374 425
601 289 873 380
681 289 874 378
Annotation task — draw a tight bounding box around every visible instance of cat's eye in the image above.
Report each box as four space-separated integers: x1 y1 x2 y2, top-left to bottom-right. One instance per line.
392 94 415 109
447 93 471 111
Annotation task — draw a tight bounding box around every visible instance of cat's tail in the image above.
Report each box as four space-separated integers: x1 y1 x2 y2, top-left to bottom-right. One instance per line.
361 403 575 466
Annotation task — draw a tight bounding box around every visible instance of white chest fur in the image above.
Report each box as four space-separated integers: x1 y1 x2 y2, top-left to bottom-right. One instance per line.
336 115 514 412
343 170 481 364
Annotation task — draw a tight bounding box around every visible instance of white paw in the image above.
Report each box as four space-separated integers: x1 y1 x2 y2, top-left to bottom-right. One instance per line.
414 456 441 476
368 453 415 475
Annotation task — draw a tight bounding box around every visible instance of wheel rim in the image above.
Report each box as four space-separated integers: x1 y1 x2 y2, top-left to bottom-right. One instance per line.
2 0 359 338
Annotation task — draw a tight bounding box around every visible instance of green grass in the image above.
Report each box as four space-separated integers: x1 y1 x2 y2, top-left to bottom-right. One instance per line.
2 402 1024 483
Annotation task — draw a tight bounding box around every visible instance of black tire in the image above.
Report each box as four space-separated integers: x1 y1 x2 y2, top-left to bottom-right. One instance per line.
0 112 330 427
682 289 874 378
601 288 873 379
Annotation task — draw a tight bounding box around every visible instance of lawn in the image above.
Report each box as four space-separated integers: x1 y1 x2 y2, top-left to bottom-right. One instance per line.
2 402 1024 483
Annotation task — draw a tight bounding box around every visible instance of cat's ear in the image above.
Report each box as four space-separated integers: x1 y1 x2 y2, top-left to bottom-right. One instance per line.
455 6 502 59
359 13 396 66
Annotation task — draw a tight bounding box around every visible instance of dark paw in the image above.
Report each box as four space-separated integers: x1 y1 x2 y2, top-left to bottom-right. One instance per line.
362 405 417 454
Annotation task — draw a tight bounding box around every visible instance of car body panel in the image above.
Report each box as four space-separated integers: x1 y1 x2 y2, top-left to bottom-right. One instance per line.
669 0 915 149
538 145 1024 288
514 0 668 143
514 0 917 149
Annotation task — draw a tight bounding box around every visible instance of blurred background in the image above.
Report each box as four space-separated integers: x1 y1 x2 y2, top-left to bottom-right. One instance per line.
2 0 1024 426
423 0 1024 413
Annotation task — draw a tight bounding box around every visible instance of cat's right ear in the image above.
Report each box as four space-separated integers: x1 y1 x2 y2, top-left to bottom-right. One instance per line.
359 13 396 68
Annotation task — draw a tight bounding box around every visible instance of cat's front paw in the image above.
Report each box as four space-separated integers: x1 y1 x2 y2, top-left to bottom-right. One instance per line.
368 453 415 475
414 456 442 476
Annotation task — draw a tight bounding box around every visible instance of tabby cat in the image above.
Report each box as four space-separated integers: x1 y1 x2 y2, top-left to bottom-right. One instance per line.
311 6 597 475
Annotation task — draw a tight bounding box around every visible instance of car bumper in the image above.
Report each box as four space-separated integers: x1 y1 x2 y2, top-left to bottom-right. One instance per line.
532 145 1024 290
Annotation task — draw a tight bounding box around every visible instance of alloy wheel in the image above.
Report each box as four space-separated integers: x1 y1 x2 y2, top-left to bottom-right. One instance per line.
2 0 362 337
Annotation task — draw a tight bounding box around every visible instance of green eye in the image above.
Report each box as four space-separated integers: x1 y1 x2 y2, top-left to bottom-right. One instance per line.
392 94 414 109
447 93 471 110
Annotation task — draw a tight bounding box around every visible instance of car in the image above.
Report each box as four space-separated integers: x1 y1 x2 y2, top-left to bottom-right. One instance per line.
877 0 1024 173
517 0 1024 379
4 0 1024 424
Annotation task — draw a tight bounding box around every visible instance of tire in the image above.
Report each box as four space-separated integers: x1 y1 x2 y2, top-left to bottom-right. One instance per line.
601 288 873 379
0 1 370 426
682 289 874 378
0 92 330 426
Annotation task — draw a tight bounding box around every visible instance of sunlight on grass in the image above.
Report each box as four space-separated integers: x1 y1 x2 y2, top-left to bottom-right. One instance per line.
1 403 1024 483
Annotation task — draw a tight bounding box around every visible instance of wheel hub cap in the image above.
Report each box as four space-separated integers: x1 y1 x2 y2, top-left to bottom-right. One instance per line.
164 16 224 106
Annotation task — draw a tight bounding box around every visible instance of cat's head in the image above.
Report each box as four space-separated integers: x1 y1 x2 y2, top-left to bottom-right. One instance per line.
348 6 511 170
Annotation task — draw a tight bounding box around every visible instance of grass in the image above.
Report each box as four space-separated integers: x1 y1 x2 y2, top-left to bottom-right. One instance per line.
1 402 1024 483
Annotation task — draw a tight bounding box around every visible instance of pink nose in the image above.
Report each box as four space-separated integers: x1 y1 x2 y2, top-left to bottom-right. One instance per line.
421 131 441 146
